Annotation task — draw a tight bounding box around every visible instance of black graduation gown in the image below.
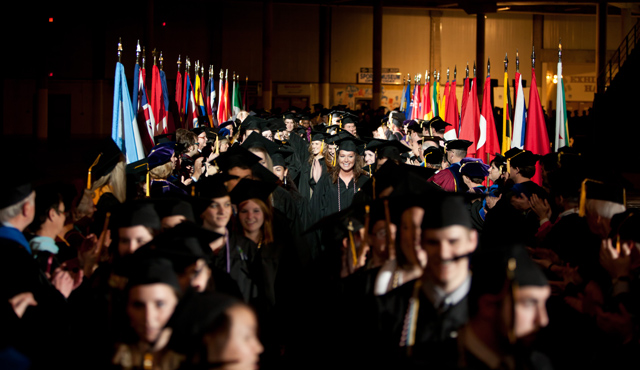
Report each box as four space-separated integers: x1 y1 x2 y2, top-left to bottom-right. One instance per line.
210 233 260 304
298 157 329 201
310 173 370 223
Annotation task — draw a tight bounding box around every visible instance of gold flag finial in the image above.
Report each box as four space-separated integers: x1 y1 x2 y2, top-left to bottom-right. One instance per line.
117 38 123 63
159 51 164 71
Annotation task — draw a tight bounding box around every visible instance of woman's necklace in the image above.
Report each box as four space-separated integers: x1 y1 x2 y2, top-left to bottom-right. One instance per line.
337 175 356 212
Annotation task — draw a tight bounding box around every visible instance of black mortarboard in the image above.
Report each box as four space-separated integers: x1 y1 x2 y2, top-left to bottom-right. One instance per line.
460 159 490 178
250 163 280 184
148 221 223 268
0 175 33 209
421 136 442 147
267 117 287 132
124 256 181 292
126 158 149 185
421 194 472 229
87 138 123 188
241 115 266 131
388 111 405 127
334 137 365 153
110 200 161 230
241 131 279 156
212 146 261 172
341 113 359 125
425 117 452 133
423 147 444 165
154 133 176 144
579 179 626 217
229 178 277 205
153 198 196 223
219 120 235 129
548 169 582 199
611 209 640 243
310 131 331 142
470 244 547 302
272 147 295 168
191 126 210 136
368 139 410 161
195 174 234 199
282 112 297 121
504 148 540 169
444 139 473 151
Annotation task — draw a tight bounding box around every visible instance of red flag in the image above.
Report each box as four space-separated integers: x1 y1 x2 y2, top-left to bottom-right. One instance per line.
411 82 421 121
175 69 183 127
224 77 231 120
422 81 431 120
444 79 459 140
460 77 470 126
459 77 480 158
524 68 551 186
151 65 168 135
476 75 501 164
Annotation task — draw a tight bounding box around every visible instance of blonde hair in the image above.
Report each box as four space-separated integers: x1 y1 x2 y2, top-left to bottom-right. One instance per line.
150 162 173 180
248 147 273 172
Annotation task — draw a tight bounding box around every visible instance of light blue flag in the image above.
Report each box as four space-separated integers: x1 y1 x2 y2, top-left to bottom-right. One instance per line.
112 62 145 163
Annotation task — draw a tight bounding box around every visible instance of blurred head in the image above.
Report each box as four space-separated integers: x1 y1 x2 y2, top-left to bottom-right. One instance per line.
364 150 376 166
398 207 427 268
203 304 263 370
127 283 179 344
201 196 233 231
338 150 356 172
238 199 273 244
118 225 154 256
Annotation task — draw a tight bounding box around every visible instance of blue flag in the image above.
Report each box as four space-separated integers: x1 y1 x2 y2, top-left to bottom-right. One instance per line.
112 62 144 163
400 80 411 116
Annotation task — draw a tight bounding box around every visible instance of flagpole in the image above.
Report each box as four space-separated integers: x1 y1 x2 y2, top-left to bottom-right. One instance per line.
135 40 141 65
159 51 163 71
142 46 146 70
118 38 123 63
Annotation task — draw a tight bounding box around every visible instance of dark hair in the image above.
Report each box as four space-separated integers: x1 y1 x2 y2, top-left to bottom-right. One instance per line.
516 165 536 179
28 187 64 232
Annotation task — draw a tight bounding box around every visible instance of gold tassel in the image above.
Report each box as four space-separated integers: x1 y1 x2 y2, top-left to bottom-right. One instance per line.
191 184 196 196
507 258 519 345
87 153 103 190
579 179 587 217
320 142 324 154
348 221 357 268
145 164 150 197
143 353 153 370
215 135 220 154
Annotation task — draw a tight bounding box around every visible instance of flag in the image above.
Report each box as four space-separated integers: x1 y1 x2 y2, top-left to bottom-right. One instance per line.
133 65 155 152
194 71 207 123
555 59 570 150
444 78 459 140
511 71 526 149
410 80 421 121
160 69 175 134
423 80 432 120
217 73 226 124
112 62 144 163
501 71 513 153
175 68 183 127
184 75 198 128
477 73 501 164
150 65 168 135
232 78 242 119
431 79 439 118
459 77 480 158
525 67 551 186
224 76 231 121
460 77 471 137
400 79 411 116
440 80 449 121
206 75 217 127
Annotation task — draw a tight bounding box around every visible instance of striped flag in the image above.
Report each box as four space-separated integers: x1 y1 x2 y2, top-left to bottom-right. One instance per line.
232 77 242 119
555 57 570 150
423 79 432 120
184 74 198 128
410 80 421 121
431 78 439 118
194 71 207 123
511 71 526 149
160 69 175 134
112 62 144 163
217 73 226 124
133 65 155 151
444 77 459 140
524 66 551 186
150 65 168 135
206 74 217 127
502 70 513 153
175 67 183 127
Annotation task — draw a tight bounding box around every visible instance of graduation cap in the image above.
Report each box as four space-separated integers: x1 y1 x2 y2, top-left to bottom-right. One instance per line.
388 111 406 127
341 112 359 125
146 221 223 269
0 171 33 209
153 197 197 224
611 209 640 245
469 244 547 324
334 136 365 154
425 116 451 134
367 139 410 161
154 132 176 144
219 120 235 129
504 148 540 171
212 145 262 172
422 147 443 165
110 200 161 230
86 138 123 189
490 153 507 170
421 193 473 229
196 174 234 199
460 158 490 179
443 139 473 152
272 147 295 168
241 130 279 156
578 178 626 217
241 115 266 131
406 121 423 134
190 126 210 136
282 111 297 121
421 136 442 147
229 178 277 205
122 255 182 292
148 142 176 169
267 117 287 133
126 158 150 197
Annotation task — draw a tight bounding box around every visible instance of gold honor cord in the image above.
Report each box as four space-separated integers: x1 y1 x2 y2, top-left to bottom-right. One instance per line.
347 221 357 268
505 149 525 174
399 279 423 357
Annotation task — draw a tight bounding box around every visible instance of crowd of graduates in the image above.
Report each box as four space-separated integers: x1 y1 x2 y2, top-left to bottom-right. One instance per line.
1 105 639 370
